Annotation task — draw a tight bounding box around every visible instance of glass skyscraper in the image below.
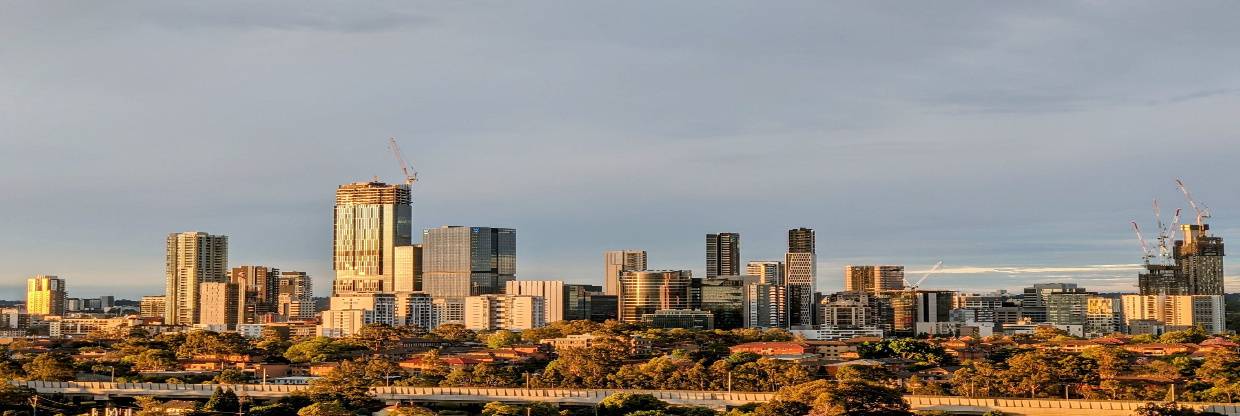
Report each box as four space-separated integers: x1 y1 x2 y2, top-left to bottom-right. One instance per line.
422 226 516 299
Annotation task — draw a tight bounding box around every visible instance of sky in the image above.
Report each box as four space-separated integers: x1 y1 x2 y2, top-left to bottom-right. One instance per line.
2 1 1239 299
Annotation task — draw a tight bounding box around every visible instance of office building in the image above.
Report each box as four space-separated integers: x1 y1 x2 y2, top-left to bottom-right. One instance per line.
785 227 816 327
333 181 412 294
506 280 566 323
746 261 784 285
394 244 423 292
328 294 396 326
1121 294 1225 334
277 271 315 320
706 233 740 278
617 270 692 323
165 231 228 325
26 275 66 316
199 282 239 329
744 282 786 328
642 309 714 330
604 250 647 296
231 266 279 324
843 266 905 293
1046 293 1092 326
695 276 749 329
433 298 465 325
464 294 545 331
1021 283 1086 323
565 284 603 321
587 294 618 322
422 226 516 298
140 295 166 319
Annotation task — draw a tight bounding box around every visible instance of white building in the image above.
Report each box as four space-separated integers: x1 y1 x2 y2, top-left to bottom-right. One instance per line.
395 292 435 329
165 231 228 325
791 326 884 341
464 294 545 331
1121 294 1225 334
505 280 565 323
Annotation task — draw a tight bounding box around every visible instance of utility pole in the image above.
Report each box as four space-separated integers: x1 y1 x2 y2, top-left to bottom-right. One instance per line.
29 396 38 416
727 371 733 392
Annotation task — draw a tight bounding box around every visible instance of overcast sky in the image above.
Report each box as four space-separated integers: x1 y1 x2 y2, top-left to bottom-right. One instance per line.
2 1 1239 299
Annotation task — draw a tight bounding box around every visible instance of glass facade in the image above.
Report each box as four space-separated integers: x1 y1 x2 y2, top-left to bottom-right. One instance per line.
618 270 691 323
423 226 517 298
332 181 412 294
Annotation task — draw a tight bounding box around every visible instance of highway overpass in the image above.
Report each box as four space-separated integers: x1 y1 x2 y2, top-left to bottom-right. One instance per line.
15 381 1240 415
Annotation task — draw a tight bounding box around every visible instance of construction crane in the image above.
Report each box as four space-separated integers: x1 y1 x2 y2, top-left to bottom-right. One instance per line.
388 137 418 186
904 260 943 291
1131 221 1153 264
1175 178 1210 226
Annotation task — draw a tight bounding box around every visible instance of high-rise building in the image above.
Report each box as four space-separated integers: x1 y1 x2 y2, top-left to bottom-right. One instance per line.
910 290 954 335
819 292 885 329
746 261 784 285
394 292 435 329
1046 293 1093 326
320 293 396 337
394 244 424 292
464 294 545 331
788 227 815 254
744 282 786 328
1086 296 1123 337
1021 283 1085 323
695 276 749 329
843 266 905 293
706 233 740 278
565 284 603 321
26 275 66 316
617 270 692 323
1121 294 1224 334
422 226 516 298
165 232 228 325
231 266 279 324
277 271 315 320
140 295 166 319
199 282 239 329
506 280 567 323
333 181 412 295
1138 223 1225 296
604 250 647 296
785 227 816 327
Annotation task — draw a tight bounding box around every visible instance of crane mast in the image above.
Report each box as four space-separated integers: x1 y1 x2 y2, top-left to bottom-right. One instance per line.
1175 178 1210 226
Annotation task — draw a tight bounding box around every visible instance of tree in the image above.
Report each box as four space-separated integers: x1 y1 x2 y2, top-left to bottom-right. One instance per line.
1001 351 1062 398
486 330 523 349
388 405 438 416
284 337 363 363
1133 402 1214 416
1160 327 1209 344
305 359 381 410
856 338 952 366
751 400 810 416
202 387 241 413
539 336 633 388
129 349 178 372
432 324 476 343
481 401 558 416
23 353 75 381
297 402 354 416
0 380 34 408
213 368 250 384
598 393 668 416
808 381 912 416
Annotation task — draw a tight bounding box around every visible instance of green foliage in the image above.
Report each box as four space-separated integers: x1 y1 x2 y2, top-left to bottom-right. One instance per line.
486 330 523 349
128 349 178 372
1159 327 1209 344
598 393 668 416
284 337 364 363
304 359 382 410
297 401 354 416
856 338 952 366
202 387 240 412
176 330 252 358
432 324 477 343
749 400 809 416
809 380 911 415
539 336 634 388
212 368 249 384
23 352 75 381
0 379 35 408
1132 402 1215 416
481 401 558 416
387 405 438 416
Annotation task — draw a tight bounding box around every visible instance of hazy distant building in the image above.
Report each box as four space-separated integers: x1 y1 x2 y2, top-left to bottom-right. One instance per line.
333 181 412 294
422 226 516 299
706 233 740 278
844 266 905 293
506 280 566 323
785 227 816 327
618 270 692 323
199 282 239 329
277 271 315 320
394 244 423 292
604 250 647 296
165 231 228 325
140 295 166 319
26 275 66 316
464 294 545 331
746 261 784 285
1046 293 1093 326
642 309 713 330
1138 224 1225 296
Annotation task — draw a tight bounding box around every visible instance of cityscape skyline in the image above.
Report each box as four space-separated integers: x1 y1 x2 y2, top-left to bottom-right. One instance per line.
4 2 1240 299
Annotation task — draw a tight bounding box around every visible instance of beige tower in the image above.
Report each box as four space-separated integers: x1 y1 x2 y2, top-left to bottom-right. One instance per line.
165 231 228 325
333 181 412 295
604 250 647 296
